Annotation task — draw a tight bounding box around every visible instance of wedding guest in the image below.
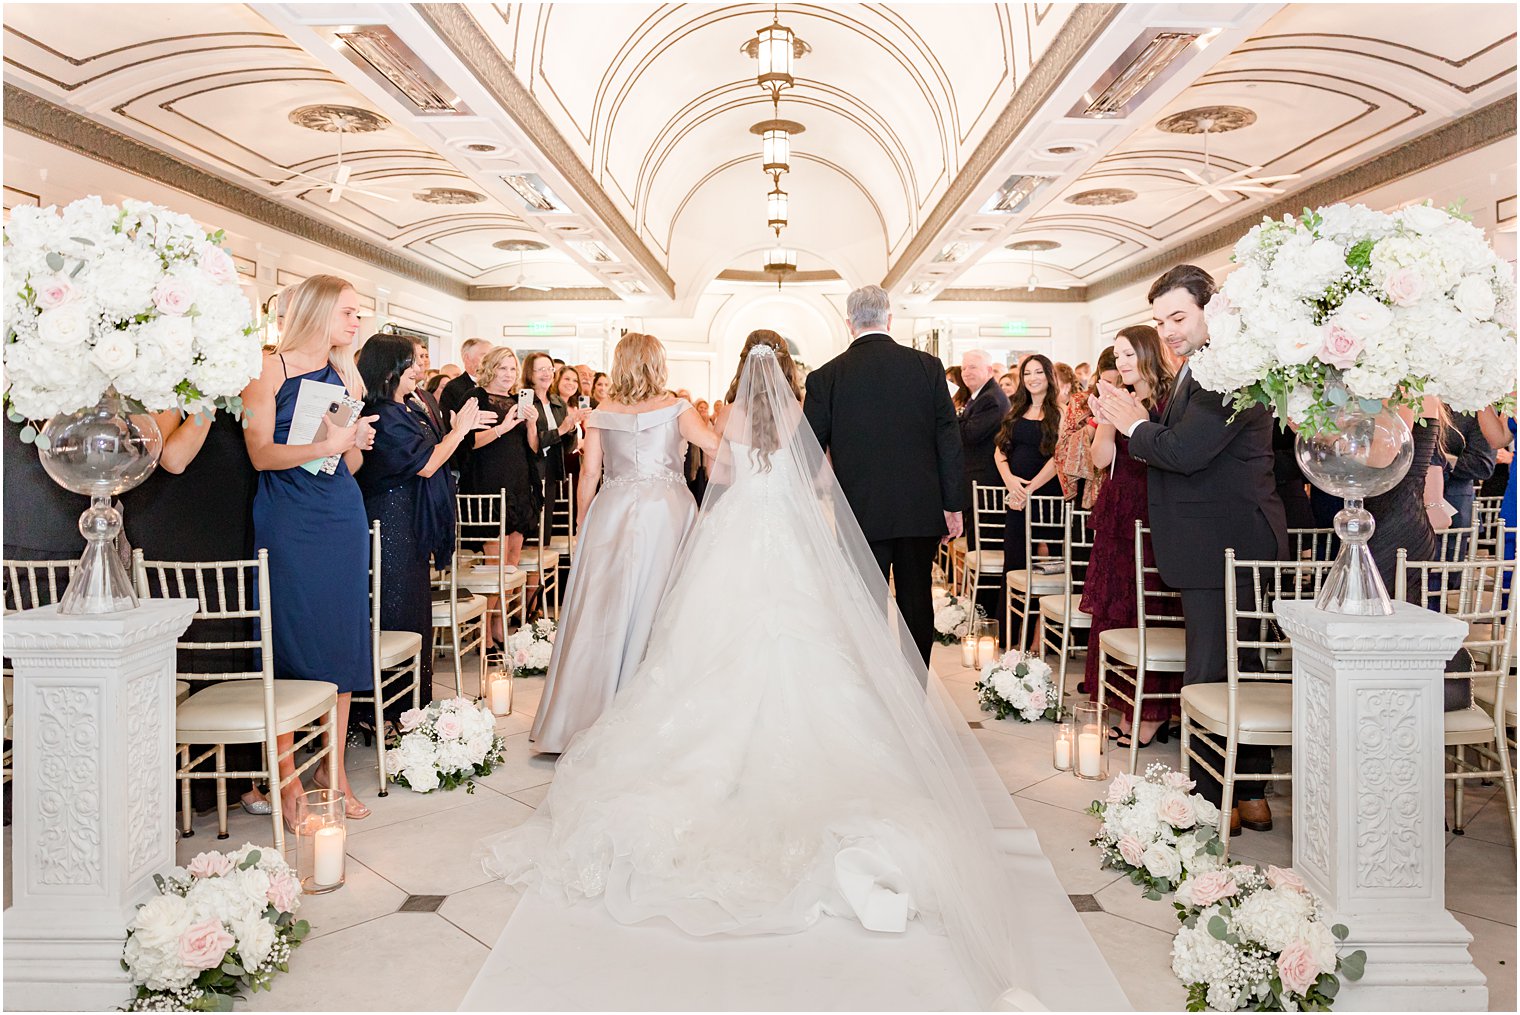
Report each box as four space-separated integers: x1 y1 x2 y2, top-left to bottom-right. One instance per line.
574 363 595 395
531 332 719 752
460 347 540 644
424 372 450 397
242 273 377 823
998 372 1019 399
3 414 87 561
1074 362 1092 390
408 339 445 435
959 349 1010 553
1053 362 1078 409
524 351 589 494
1477 403 1517 569
1090 264 1286 834
1368 398 1451 587
591 371 611 406
990 362 1007 380
438 363 463 380
695 398 711 419
1441 405 1496 544
553 364 586 480
994 354 1064 601
1271 425 1315 530
1481 444 1511 501
440 337 492 419
947 366 972 411
804 285 966 669
1055 345 1118 510
1080 326 1176 744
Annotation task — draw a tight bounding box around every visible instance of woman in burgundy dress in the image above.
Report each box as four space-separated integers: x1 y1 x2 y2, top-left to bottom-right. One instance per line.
1079 325 1177 747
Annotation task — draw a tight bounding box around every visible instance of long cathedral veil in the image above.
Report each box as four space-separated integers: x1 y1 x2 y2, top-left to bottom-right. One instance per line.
685 343 1040 1009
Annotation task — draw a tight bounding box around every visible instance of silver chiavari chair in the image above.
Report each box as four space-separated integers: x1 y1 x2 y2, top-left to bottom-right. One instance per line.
1473 495 1505 559
455 491 529 646
353 522 424 796
1039 505 1092 703
1004 494 1066 654
961 482 1006 606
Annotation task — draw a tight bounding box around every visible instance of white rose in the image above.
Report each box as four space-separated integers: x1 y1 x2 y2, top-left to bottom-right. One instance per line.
1331 291 1394 340
1452 274 1497 322
1142 842 1183 881
1299 917 1340 975
1399 202 1455 235
1273 315 1323 366
232 911 278 971
1302 238 1348 289
35 302 94 348
89 330 137 376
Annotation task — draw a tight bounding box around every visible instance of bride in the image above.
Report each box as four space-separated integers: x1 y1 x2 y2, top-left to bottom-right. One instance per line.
478 333 1039 1009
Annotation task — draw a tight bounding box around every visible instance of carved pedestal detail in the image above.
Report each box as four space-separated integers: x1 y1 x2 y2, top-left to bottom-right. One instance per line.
1275 601 1485 1011
3 599 196 1011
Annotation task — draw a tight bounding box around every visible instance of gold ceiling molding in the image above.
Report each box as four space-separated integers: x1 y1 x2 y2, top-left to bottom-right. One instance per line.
2 83 472 299
879 3 1123 292
413 3 677 300
469 285 620 301
935 286 1088 303
1085 93 1518 300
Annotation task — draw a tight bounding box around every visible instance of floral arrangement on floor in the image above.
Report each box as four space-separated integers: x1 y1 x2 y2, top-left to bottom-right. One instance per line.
931 589 975 645
505 617 556 675
122 844 309 1011
1087 764 1224 899
1171 864 1366 1011
1189 201 1517 434
975 649 1060 722
3 197 262 429
386 697 506 793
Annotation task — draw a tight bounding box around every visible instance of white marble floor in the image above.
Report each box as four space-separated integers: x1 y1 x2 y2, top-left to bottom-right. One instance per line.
3 642 1514 1011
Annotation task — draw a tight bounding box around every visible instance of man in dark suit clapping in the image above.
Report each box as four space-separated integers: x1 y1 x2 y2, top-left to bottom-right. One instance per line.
1090 265 1287 834
957 349 1010 553
804 285 967 672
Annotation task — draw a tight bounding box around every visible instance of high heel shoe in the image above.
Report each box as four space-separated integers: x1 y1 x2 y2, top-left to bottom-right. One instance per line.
1114 722 1171 749
309 770 372 820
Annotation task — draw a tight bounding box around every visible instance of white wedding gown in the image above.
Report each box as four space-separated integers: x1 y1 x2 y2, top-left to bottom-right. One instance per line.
478 347 1038 1009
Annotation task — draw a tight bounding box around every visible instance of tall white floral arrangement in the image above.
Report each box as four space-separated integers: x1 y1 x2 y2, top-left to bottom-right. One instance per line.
3 196 263 430
1190 202 1517 433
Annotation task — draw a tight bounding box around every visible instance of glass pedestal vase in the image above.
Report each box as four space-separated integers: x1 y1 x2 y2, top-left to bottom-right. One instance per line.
35 389 162 614
1294 401 1413 616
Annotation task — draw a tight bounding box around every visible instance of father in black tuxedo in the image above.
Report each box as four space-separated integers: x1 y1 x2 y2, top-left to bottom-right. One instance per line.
1090 265 1287 833
804 285 966 671
958 349 1010 553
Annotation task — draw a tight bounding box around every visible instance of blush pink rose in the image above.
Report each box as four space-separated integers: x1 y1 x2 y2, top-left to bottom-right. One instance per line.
1157 792 1197 829
1319 322 1364 369
434 713 464 740
152 277 193 316
513 648 530 667
185 851 234 879
198 245 238 285
33 274 73 310
1106 772 1138 805
1117 834 1145 867
1267 865 1307 893
1162 770 1195 791
1277 942 1320 996
399 707 426 732
1027 690 1047 714
266 870 300 913
1186 870 1238 907
178 918 234 972
1382 266 1423 307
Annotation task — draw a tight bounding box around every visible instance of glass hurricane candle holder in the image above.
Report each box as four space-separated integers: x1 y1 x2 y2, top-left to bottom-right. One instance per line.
960 615 998 670
487 666 514 716
1052 718 1075 772
1072 701 1108 781
295 789 346 894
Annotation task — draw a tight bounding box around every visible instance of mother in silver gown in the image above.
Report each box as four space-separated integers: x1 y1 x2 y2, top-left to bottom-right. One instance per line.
530 332 721 753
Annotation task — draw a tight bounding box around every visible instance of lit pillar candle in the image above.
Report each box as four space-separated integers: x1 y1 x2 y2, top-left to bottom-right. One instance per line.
313 825 345 887
977 636 996 666
489 674 513 716
961 639 976 668
1077 728 1102 778
1053 731 1072 770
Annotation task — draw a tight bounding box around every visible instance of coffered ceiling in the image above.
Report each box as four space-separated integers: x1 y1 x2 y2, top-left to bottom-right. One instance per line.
3 3 1514 309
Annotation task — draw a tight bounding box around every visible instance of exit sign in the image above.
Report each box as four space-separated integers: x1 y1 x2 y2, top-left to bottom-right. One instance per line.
526 320 551 336
1003 320 1028 337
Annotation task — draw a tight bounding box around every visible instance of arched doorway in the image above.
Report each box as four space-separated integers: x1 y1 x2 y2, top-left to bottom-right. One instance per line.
715 291 843 378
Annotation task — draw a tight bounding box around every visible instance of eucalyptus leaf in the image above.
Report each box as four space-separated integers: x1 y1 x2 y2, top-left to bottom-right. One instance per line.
70 260 85 278
1341 950 1367 980
1331 923 1349 941
1321 975 1340 998
19 424 37 443
1327 385 1349 406
70 236 94 246
1357 398 1383 415
45 251 64 272
1208 914 1229 940
34 434 51 450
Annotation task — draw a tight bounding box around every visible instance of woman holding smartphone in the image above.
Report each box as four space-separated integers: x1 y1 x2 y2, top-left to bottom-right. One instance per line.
553 364 587 481
523 352 590 492
460 347 540 644
242 274 377 823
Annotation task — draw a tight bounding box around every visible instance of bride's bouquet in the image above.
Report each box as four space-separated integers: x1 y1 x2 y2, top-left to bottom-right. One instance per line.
932 590 974 644
1171 864 1366 1011
1189 201 1516 434
386 697 506 793
974 650 1060 722
505 618 556 674
3 197 263 424
1088 764 1224 899
123 844 309 1011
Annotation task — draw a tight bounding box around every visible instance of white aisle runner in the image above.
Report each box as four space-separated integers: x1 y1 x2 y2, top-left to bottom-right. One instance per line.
461 674 1128 1012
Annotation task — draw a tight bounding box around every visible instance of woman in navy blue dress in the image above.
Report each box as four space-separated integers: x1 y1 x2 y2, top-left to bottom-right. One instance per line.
242 274 376 823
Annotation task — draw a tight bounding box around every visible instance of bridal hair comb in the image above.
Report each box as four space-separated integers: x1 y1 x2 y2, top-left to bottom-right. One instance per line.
748 343 778 359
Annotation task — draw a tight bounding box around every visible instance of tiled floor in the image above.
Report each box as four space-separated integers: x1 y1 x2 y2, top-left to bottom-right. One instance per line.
3 644 1515 1011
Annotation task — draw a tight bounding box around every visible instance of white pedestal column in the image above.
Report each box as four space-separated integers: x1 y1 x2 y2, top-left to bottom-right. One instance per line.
3 599 197 1011
1275 600 1486 1011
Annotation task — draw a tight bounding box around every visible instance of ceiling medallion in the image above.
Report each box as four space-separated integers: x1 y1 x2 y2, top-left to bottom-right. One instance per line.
1157 105 1258 135
492 239 549 252
414 187 486 205
1007 240 1061 252
748 119 807 137
288 104 390 133
1066 188 1137 207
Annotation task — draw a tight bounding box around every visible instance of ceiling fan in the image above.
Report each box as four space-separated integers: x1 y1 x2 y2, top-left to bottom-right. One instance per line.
1022 250 1080 292
267 122 398 203
1174 117 1300 204
505 251 552 292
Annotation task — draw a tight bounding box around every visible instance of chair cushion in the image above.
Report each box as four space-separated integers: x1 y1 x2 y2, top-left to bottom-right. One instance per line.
1181 682 1293 735
459 567 528 594
1445 705 1500 738
433 593 487 626
379 629 424 668
517 548 562 573
177 679 337 742
547 535 575 550
1006 568 1061 593
951 537 967 553
1472 675 1515 724
1099 626 1187 666
964 549 1003 572
175 680 192 704
1039 594 1091 627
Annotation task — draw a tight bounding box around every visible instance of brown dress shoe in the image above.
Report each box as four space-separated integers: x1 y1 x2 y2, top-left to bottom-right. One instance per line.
1237 798 1273 832
1228 806 1242 837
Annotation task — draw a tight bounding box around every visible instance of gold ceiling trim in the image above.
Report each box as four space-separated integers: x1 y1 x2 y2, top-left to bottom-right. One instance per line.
413 3 677 300
935 286 1089 303
1085 94 1518 299
879 3 1123 292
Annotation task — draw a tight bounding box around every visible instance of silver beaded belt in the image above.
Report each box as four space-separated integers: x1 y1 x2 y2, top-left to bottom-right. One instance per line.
602 472 686 488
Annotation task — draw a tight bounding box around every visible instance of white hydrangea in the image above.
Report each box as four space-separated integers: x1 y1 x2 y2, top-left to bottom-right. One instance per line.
1231 884 1318 952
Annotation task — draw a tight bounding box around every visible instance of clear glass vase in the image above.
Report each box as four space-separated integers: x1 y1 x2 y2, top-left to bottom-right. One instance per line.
36 389 162 614
1294 400 1413 616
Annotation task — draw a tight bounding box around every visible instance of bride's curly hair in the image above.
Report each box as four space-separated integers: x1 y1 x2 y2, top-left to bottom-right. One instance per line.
724 330 800 470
